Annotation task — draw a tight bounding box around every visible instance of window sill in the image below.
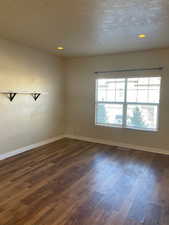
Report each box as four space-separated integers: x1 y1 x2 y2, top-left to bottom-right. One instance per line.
95 123 159 133
125 126 158 133
95 123 122 129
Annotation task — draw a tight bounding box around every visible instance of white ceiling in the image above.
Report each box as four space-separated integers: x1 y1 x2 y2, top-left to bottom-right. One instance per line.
0 0 169 56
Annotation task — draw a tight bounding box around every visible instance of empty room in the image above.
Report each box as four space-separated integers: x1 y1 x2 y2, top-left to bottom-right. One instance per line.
0 0 169 225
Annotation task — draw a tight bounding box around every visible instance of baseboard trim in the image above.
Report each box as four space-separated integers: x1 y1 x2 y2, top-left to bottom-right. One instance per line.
0 135 65 161
65 134 169 155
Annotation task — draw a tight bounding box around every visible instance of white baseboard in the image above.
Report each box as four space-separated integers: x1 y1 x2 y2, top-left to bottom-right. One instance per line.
0 135 65 160
65 134 169 155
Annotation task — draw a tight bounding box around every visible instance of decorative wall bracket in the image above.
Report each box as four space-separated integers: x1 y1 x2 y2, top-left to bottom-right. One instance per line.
32 93 41 101
0 91 45 102
8 93 17 102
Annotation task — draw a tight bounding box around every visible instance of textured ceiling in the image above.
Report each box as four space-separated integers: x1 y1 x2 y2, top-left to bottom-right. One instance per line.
0 0 169 56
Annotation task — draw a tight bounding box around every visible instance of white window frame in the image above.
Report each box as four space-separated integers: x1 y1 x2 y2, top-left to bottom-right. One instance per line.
95 77 161 132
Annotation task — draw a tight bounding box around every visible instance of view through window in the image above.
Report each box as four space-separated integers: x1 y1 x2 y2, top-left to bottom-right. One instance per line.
95 77 161 131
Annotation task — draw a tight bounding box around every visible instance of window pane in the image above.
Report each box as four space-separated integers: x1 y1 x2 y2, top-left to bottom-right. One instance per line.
126 104 158 130
96 103 123 126
97 79 125 102
127 77 161 103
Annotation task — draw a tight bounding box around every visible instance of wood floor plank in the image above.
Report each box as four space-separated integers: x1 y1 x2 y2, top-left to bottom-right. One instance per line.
0 138 169 225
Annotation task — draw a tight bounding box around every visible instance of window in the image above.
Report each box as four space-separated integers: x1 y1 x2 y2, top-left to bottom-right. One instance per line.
95 77 161 131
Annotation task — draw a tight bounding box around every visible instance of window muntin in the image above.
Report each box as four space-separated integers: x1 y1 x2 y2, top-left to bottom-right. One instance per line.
97 79 125 102
95 77 161 131
127 77 161 103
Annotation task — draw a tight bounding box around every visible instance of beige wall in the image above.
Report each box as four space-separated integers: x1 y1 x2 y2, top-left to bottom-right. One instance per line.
0 39 64 154
64 49 169 152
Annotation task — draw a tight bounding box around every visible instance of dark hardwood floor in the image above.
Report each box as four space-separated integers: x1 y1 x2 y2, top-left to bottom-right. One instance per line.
0 138 169 225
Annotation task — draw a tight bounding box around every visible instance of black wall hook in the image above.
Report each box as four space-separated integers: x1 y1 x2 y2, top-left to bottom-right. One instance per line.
32 93 41 101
